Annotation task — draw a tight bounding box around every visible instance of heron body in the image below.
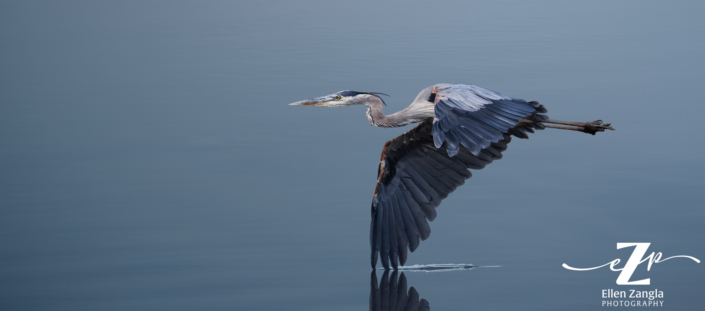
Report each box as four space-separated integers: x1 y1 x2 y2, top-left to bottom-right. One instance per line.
290 84 613 270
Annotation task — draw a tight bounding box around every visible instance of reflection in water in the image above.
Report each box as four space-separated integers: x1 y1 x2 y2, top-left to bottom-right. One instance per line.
370 270 430 311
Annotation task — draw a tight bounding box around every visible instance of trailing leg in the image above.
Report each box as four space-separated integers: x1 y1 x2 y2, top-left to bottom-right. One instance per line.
543 119 615 135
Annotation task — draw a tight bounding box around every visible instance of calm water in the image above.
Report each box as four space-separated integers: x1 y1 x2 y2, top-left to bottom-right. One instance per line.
1 1 704 310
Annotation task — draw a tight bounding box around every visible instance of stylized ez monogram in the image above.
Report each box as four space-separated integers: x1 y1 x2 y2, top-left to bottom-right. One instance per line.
563 243 700 285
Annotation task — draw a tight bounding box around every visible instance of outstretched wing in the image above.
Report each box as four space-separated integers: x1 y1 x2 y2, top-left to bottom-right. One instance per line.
371 119 511 269
432 84 547 157
370 85 550 270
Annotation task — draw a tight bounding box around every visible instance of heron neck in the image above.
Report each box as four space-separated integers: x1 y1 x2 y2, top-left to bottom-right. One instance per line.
365 99 403 128
364 96 430 128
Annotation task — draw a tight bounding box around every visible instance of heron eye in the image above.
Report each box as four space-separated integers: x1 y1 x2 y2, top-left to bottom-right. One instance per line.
336 96 341 100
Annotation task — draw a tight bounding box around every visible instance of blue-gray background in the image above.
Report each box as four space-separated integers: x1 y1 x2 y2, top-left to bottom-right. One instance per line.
1 1 703 310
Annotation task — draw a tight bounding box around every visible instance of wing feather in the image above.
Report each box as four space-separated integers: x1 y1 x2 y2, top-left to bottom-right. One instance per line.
399 177 436 221
406 160 452 198
394 192 420 252
399 186 431 240
433 85 541 156
390 194 410 265
382 200 391 269
370 85 549 268
387 200 399 269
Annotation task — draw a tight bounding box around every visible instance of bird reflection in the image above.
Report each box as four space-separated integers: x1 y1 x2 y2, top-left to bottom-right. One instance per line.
370 270 430 311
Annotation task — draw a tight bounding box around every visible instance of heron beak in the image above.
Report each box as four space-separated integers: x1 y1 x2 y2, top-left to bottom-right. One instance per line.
289 97 331 106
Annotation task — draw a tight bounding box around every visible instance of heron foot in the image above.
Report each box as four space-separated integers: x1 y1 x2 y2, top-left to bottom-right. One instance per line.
582 120 615 135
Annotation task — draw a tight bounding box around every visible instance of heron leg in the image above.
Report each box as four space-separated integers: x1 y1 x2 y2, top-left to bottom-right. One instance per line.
542 119 615 135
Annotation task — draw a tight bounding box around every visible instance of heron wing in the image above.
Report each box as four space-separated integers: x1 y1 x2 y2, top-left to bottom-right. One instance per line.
371 118 543 269
431 84 547 157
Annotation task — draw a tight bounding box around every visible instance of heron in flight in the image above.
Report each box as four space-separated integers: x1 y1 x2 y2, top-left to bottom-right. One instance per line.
290 84 614 270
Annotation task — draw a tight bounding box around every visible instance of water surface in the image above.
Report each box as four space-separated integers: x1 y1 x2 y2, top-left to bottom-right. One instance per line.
1 1 704 310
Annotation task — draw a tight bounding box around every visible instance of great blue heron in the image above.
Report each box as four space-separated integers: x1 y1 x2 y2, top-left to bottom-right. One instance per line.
290 84 614 270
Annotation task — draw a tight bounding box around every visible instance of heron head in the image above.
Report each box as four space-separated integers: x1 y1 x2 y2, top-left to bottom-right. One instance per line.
289 90 388 107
